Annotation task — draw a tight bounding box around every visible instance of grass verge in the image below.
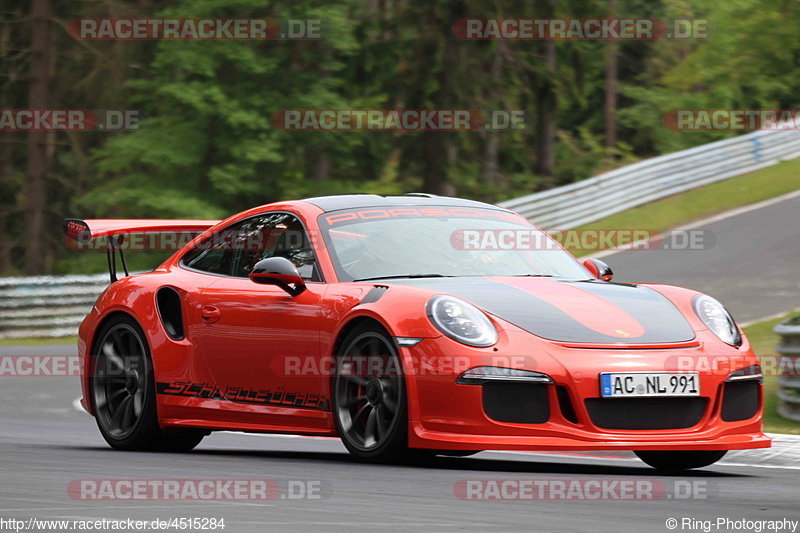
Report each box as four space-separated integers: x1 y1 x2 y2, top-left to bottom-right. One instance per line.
0 336 78 346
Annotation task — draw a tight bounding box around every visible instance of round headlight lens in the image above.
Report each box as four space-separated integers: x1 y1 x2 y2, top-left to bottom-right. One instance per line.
693 295 742 347
427 295 498 347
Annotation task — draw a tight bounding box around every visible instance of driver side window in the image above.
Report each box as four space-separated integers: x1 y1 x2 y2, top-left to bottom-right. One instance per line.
182 213 322 281
229 213 321 281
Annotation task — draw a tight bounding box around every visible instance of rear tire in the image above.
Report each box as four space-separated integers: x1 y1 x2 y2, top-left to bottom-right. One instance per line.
634 450 727 471
91 315 205 452
333 324 409 463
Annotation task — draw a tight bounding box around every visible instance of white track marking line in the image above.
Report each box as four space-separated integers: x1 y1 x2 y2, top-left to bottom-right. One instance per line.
713 462 800 471
585 189 800 261
740 308 800 328
665 189 800 232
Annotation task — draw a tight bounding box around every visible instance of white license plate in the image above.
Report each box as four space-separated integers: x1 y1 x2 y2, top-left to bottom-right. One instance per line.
600 372 699 398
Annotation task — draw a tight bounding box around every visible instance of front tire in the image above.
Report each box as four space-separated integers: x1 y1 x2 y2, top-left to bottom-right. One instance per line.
91 315 205 452
333 324 409 462
634 450 727 471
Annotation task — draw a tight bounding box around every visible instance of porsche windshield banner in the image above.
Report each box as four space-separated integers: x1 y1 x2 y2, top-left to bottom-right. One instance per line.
319 207 526 228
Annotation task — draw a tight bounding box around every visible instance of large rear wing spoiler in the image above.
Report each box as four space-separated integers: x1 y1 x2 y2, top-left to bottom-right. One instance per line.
63 218 220 282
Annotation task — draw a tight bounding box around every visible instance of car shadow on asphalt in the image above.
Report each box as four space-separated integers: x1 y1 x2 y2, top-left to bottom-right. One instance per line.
53 444 747 477
403 456 745 477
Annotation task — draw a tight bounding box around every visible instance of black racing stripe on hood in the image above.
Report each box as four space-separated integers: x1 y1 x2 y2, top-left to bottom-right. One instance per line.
390 277 695 344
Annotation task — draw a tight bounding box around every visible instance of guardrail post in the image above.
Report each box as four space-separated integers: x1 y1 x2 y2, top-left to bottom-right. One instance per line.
774 315 800 422
750 135 763 163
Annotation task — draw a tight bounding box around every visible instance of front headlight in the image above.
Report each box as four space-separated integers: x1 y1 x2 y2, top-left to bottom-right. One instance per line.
693 295 742 347
426 295 498 347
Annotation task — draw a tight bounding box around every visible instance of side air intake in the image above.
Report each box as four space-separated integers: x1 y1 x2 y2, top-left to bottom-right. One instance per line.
156 287 184 341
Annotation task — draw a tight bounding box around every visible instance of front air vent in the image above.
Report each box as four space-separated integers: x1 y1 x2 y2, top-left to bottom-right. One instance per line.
585 397 708 430
156 287 184 341
721 381 760 422
482 382 550 424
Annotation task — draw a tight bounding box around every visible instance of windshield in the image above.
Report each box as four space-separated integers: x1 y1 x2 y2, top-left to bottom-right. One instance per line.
319 207 590 281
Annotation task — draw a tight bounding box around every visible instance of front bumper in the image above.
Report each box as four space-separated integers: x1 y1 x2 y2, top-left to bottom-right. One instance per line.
409 427 770 451
402 329 771 452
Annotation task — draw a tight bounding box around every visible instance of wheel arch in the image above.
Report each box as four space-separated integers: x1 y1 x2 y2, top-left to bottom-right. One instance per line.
90 310 141 353
329 314 399 410
332 315 394 356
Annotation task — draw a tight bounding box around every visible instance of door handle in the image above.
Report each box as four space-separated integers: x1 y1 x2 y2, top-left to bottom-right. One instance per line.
200 305 221 324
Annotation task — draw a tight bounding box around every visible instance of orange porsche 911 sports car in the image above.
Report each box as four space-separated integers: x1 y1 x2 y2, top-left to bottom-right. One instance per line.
65 194 769 470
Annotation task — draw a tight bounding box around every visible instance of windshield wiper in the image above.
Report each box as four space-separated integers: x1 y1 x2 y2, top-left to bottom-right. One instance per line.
352 274 454 282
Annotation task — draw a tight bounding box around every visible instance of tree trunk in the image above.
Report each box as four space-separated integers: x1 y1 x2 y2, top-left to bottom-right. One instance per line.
24 0 51 274
420 15 458 196
482 44 504 188
310 153 329 182
482 132 499 187
0 141 13 274
535 38 556 177
422 134 448 195
604 0 618 154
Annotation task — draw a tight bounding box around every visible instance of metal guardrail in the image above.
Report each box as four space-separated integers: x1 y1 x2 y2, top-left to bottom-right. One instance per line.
499 128 800 229
2 129 800 339
0 273 110 339
775 316 800 422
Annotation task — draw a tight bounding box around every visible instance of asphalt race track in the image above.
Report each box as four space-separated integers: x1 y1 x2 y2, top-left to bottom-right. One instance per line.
601 193 800 323
2 198 800 533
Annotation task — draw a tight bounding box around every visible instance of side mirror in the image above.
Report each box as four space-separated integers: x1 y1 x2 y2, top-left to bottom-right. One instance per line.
583 258 614 281
249 257 306 296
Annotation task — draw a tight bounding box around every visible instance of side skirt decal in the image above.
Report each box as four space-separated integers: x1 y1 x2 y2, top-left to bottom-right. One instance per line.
156 381 331 411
